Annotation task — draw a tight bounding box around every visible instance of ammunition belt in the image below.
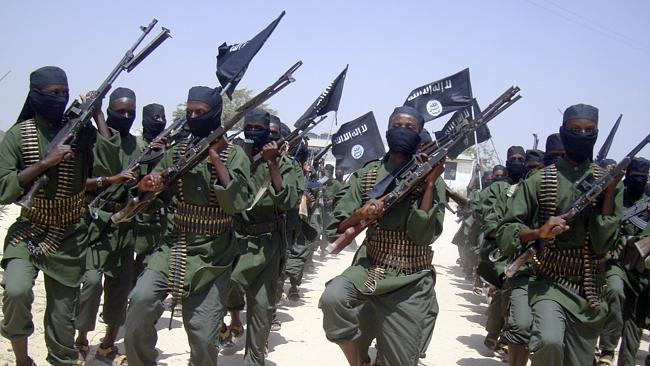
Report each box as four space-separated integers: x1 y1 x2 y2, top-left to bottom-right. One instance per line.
174 201 232 235
362 227 433 293
360 167 379 204
533 165 607 308
12 119 82 256
168 232 187 303
23 191 86 226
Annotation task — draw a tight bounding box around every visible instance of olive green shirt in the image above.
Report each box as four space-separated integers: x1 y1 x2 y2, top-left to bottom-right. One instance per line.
0 118 117 287
326 159 446 295
146 142 252 294
497 158 624 327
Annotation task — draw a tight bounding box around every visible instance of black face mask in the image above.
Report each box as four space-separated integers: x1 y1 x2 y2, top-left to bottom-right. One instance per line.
187 109 220 138
142 117 166 141
559 126 597 164
624 175 648 200
244 129 270 150
386 127 421 156
29 89 68 126
492 174 508 183
107 108 136 136
506 160 525 182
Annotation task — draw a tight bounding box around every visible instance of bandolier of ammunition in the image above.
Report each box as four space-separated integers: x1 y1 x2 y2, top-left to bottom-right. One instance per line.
358 166 433 292
9 119 85 256
532 165 607 309
167 139 233 307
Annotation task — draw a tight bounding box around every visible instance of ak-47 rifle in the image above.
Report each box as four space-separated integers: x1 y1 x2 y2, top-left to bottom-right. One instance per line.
595 114 622 165
312 143 332 167
505 132 650 278
17 19 170 209
326 86 522 254
621 196 650 231
87 116 186 218
111 61 303 223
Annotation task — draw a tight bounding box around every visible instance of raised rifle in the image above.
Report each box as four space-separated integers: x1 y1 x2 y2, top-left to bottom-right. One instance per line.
505 132 650 278
326 86 522 254
87 116 186 218
311 143 332 167
621 196 650 231
533 133 539 150
111 61 303 223
595 113 622 165
17 19 170 209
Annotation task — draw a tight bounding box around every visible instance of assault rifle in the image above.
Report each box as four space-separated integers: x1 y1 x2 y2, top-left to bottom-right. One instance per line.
312 143 332 167
17 19 170 209
505 133 650 278
621 196 650 231
111 61 302 223
87 116 186 219
326 86 522 254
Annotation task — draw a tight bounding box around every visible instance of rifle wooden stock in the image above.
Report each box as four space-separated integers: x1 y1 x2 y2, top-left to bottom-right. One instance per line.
505 133 650 277
445 187 468 209
326 221 369 254
16 19 169 209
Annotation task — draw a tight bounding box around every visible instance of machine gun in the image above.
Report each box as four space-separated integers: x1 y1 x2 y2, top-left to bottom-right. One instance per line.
17 19 170 209
326 86 522 254
111 61 302 223
621 196 650 231
505 133 650 278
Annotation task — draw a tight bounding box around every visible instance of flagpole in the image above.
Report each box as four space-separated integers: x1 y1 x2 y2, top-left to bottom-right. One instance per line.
473 130 483 190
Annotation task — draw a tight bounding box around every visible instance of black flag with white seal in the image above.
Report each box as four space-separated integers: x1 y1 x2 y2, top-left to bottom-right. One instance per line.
434 99 490 159
295 65 348 127
404 68 473 123
331 111 385 175
216 11 285 98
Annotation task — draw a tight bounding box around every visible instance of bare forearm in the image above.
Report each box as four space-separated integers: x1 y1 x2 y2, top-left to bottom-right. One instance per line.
94 113 111 139
18 161 50 188
419 182 436 212
518 228 541 243
600 188 616 216
210 155 231 187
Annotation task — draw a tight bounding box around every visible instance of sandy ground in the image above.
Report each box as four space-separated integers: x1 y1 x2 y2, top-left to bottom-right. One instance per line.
1 204 648 365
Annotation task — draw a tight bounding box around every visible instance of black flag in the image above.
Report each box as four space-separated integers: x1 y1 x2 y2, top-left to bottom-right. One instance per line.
332 111 385 175
295 65 348 127
404 68 473 123
434 99 490 159
216 11 285 98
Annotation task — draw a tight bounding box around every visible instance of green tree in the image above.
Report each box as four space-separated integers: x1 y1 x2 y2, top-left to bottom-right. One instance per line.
173 88 277 130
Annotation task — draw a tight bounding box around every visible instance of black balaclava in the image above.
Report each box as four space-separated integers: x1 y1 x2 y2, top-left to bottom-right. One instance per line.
386 106 423 156
17 66 69 126
142 103 166 141
543 133 565 166
244 108 271 150
506 145 526 182
269 115 282 142
186 86 222 138
492 165 508 182
525 149 545 173
107 87 136 136
560 104 599 164
624 157 650 200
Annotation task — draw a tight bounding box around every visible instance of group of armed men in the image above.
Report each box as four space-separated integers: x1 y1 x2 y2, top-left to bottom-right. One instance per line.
454 125 650 365
0 65 649 366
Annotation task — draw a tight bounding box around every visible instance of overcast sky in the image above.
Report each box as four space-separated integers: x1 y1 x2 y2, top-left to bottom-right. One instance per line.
1 0 648 161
